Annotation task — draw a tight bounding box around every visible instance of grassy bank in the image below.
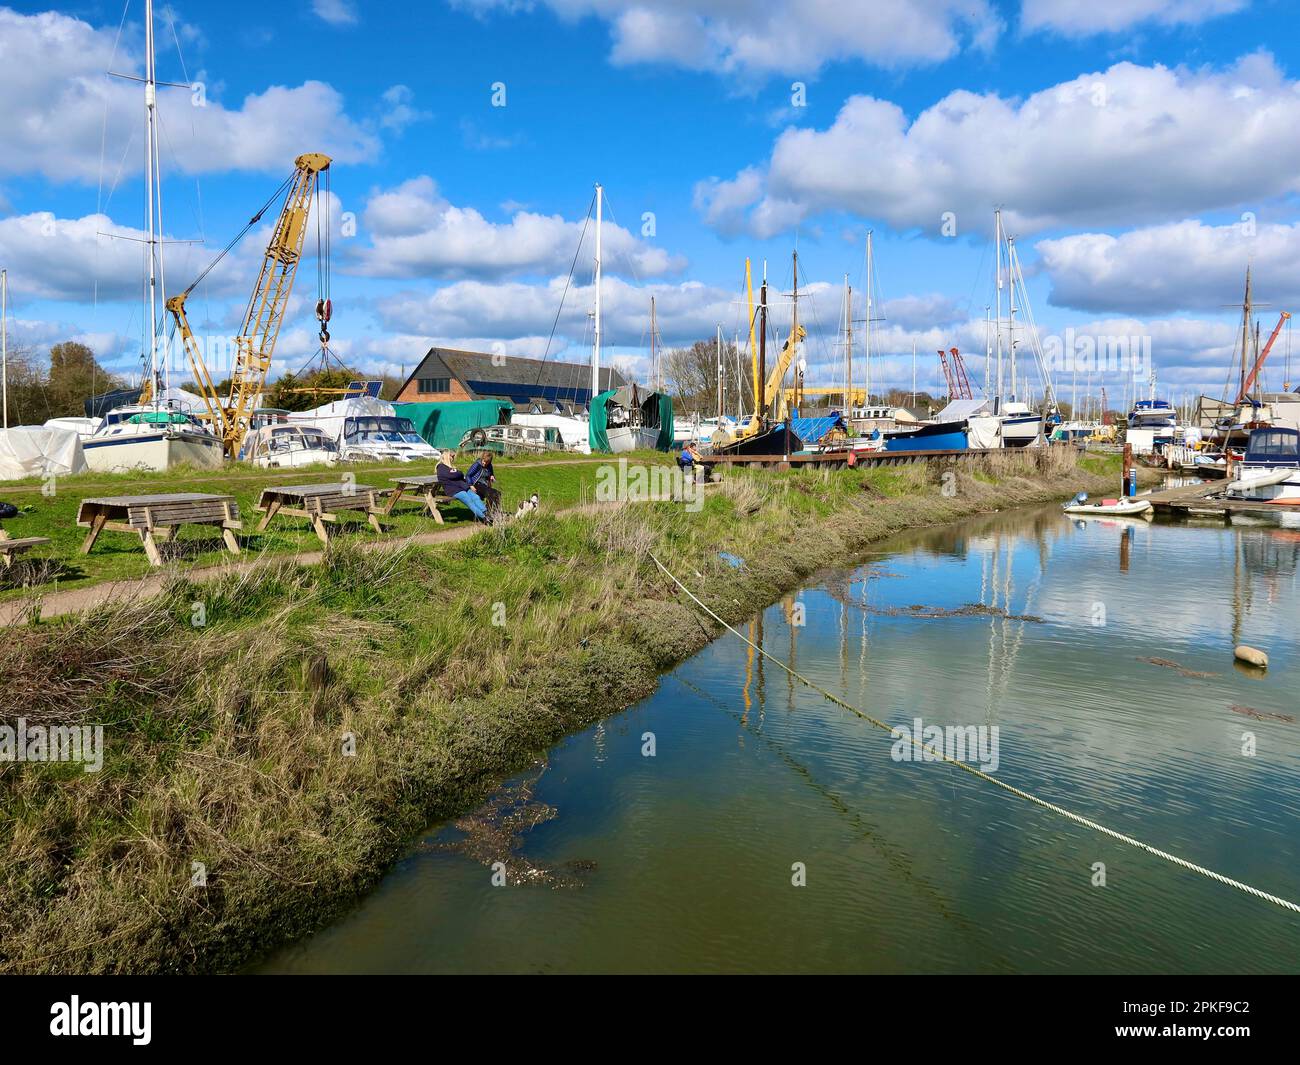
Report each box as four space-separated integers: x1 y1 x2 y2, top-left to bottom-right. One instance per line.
0 447 1124 973
0 452 614 598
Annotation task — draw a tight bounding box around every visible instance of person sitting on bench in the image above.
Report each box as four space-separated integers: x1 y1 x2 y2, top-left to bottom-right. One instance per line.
466 451 502 517
436 450 490 523
677 441 714 482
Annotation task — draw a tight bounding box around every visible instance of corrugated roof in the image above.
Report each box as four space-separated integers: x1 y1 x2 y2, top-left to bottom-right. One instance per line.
402 347 626 404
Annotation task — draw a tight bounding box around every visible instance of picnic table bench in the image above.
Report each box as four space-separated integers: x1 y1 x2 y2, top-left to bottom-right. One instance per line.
77 493 241 567
255 482 389 544
384 475 455 523
0 518 51 569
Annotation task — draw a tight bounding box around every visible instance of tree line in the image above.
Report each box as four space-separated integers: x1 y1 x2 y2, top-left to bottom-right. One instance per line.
1 342 124 425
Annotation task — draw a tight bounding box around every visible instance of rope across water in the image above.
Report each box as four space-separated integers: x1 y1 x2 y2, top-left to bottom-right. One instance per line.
650 552 1300 916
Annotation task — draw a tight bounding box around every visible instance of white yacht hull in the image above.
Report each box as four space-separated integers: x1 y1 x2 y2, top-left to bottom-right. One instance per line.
81 430 224 473
607 425 661 453
999 414 1043 447
512 413 590 453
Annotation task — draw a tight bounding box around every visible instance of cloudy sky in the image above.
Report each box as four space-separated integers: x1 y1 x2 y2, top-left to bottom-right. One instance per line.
0 0 1296 406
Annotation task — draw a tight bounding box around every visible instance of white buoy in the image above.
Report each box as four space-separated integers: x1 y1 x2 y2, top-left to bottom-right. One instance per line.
1234 645 1269 668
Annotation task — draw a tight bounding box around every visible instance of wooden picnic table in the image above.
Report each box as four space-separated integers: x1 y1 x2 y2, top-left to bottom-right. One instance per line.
255 482 389 545
384 475 454 523
0 518 51 569
76 493 241 567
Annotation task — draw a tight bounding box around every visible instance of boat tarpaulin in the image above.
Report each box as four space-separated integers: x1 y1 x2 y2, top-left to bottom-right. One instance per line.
589 387 673 452
656 394 674 451
967 415 1001 449
791 414 846 447
0 426 88 481
588 388 616 453
393 400 512 449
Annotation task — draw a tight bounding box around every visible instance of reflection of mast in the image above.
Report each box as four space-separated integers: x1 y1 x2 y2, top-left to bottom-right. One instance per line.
1231 529 1245 646
782 594 799 705
742 619 756 721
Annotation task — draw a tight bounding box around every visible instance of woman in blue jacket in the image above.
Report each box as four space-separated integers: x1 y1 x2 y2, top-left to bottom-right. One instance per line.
436 450 490 523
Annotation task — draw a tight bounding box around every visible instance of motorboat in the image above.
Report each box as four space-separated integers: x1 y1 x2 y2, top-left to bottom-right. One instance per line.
239 424 339 468
1224 427 1300 503
1062 492 1153 518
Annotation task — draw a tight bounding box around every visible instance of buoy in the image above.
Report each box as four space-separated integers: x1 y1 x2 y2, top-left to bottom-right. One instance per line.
1234 645 1269 669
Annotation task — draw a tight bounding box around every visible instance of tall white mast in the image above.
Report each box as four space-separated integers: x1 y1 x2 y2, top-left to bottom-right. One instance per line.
716 324 723 419
843 273 852 409
994 209 1004 411
910 337 917 406
143 0 165 400
864 230 873 405
1008 235 1018 401
984 304 991 399
591 182 602 402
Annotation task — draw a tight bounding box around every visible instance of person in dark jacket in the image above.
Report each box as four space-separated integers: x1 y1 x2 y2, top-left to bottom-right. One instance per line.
677 441 714 482
436 450 490 522
466 451 502 517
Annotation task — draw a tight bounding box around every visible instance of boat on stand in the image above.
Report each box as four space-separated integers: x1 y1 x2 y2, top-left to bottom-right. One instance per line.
76 0 223 473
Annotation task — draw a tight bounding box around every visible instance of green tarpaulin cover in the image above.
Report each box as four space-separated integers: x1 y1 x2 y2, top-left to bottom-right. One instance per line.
395 400 512 450
127 411 190 424
588 389 616 453
588 389 674 453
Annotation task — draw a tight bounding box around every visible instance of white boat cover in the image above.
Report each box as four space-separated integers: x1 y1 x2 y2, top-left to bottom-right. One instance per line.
934 398 993 421
287 396 396 441
967 415 1002 449
0 425 89 480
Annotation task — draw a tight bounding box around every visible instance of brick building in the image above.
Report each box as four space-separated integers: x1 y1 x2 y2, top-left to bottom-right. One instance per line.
395 347 628 409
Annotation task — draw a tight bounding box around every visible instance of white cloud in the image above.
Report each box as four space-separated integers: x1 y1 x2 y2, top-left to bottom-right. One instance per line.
0 209 269 305
0 8 378 183
311 0 359 27
1037 219 1300 314
379 85 430 134
695 53 1300 239
1021 0 1246 37
350 177 686 281
374 275 735 353
455 0 1001 76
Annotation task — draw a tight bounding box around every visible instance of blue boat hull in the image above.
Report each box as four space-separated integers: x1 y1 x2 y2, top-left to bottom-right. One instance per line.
883 420 968 452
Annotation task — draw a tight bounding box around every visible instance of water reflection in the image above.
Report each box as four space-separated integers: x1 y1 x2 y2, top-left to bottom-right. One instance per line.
259 504 1300 975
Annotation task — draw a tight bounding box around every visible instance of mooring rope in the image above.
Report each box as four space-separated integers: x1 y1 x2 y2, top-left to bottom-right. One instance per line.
649 552 1300 916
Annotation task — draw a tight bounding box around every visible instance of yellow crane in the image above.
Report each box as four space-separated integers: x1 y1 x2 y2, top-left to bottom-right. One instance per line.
713 252 805 451
166 152 332 456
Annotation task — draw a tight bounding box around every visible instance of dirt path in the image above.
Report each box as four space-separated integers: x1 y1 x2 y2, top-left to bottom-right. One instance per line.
0 523 482 625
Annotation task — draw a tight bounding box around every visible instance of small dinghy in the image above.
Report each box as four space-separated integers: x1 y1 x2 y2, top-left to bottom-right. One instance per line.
1062 492 1153 518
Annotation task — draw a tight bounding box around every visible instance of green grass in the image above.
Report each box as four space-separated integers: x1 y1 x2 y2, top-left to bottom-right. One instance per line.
0 452 659 598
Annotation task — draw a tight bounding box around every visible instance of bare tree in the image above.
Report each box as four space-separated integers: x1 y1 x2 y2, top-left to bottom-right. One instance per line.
664 337 753 417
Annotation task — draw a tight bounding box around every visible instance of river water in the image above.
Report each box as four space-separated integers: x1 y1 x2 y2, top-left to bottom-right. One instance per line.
259 504 1300 974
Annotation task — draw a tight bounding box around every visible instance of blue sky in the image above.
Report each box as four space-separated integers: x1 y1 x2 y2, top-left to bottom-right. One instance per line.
1 0 1298 408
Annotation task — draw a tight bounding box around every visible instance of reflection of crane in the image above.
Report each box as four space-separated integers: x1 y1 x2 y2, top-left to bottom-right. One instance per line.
1235 311 1291 406
167 152 332 456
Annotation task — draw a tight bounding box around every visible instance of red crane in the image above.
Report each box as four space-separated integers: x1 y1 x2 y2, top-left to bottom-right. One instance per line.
938 347 974 400
949 347 974 400
1235 311 1291 406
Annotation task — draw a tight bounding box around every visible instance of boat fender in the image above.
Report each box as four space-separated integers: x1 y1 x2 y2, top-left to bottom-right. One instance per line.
1234 645 1269 669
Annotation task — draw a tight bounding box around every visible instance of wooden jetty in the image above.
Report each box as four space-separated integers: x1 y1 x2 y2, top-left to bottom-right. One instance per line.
1145 480 1296 521
709 447 1000 470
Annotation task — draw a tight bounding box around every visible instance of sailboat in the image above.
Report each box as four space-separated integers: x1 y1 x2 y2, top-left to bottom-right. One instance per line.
990 210 1057 447
515 183 669 453
78 0 223 473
